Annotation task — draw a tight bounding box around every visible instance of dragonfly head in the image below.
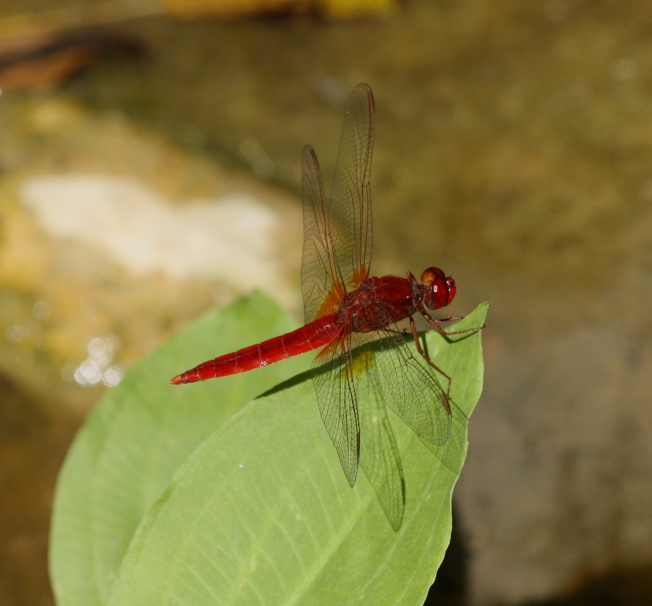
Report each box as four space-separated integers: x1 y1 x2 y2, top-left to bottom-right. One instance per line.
420 267 456 310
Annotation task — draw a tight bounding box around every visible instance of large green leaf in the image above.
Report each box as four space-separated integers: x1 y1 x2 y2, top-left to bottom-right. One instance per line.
51 293 488 606
49 292 310 606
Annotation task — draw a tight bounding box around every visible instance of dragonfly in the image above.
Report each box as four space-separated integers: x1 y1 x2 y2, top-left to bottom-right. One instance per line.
172 84 474 529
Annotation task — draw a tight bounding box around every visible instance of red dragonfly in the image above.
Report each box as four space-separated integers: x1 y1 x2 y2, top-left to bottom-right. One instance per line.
172 84 470 529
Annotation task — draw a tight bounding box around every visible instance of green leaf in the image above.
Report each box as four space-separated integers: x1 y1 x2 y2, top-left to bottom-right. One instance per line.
49 292 309 606
50 293 488 606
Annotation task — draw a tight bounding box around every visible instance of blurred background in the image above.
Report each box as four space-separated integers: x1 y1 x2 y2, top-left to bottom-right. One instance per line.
1 0 651 604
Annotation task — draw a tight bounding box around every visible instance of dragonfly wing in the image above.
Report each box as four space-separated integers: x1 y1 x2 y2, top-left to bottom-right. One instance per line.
366 325 453 447
301 84 375 323
312 336 360 487
330 83 375 287
301 144 337 322
356 365 405 530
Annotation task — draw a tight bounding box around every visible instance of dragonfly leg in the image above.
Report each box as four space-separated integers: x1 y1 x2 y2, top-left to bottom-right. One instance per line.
409 315 452 409
419 309 485 337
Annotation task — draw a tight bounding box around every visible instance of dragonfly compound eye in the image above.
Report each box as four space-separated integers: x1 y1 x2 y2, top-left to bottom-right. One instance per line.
421 267 456 309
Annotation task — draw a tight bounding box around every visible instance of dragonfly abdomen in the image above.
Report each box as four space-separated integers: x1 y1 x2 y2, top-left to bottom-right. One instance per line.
170 315 339 384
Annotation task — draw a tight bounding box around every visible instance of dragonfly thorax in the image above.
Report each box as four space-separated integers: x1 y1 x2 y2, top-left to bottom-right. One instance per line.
336 276 414 333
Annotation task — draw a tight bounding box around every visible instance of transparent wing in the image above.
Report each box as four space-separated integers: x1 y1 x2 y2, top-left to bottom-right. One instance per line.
301 84 375 322
355 352 406 530
366 326 453 446
301 145 334 321
330 83 375 288
311 335 360 487
352 315 451 530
